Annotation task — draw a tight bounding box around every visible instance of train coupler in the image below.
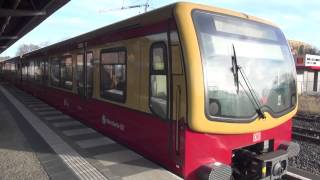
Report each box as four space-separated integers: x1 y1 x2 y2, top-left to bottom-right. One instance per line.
231 141 300 180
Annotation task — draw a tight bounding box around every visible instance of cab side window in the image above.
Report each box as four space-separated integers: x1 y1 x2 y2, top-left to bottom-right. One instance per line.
100 48 127 102
149 42 168 119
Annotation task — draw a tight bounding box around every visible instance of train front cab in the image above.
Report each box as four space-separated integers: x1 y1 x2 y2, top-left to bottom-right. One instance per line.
174 3 300 180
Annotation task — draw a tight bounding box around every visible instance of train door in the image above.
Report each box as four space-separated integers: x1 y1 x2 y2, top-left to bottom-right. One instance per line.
43 58 49 86
16 60 21 85
39 58 48 96
76 53 85 97
76 50 93 99
169 29 187 172
75 49 94 122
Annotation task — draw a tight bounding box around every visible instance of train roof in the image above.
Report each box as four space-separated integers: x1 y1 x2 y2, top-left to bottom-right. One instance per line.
6 2 278 61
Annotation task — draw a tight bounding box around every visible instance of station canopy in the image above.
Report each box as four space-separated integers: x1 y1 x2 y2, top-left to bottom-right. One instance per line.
0 0 70 54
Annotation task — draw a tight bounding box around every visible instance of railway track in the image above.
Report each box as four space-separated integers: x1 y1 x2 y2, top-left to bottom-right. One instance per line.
294 114 320 122
292 126 320 143
292 115 320 143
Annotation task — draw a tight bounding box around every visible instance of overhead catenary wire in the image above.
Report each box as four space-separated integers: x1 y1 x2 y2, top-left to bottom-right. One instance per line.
99 0 150 13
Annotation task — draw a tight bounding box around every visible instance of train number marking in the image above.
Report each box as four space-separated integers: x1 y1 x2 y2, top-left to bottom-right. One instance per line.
253 132 261 142
63 98 69 108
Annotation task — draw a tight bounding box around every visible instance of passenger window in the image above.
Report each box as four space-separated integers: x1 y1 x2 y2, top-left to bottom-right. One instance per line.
100 48 126 102
61 56 73 90
50 58 60 87
149 42 168 119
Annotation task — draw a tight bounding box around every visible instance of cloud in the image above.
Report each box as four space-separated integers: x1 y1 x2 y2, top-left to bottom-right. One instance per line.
46 17 88 26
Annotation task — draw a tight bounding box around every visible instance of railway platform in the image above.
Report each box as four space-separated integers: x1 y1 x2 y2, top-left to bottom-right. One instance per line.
0 83 319 180
0 83 181 180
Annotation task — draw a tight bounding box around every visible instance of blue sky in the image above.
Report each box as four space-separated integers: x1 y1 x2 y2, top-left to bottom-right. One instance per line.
1 0 320 57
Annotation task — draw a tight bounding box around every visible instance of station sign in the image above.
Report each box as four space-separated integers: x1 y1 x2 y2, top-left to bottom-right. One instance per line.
295 54 320 68
304 54 320 67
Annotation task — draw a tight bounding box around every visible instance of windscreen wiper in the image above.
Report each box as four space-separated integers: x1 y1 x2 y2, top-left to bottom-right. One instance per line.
231 44 240 94
231 44 266 119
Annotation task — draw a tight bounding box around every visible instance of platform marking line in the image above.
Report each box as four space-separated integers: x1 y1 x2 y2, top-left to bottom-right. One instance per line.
23 100 43 104
19 97 40 101
122 169 181 180
17 96 35 99
37 110 63 116
44 115 72 121
63 128 96 136
32 107 55 111
287 172 312 180
0 85 108 180
53 121 83 128
20 97 41 100
27 104 49 108
76 137 115 149
94 150 142 167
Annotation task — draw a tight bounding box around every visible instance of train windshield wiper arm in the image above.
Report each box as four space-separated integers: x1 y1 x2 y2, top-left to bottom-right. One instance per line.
231 44 240 94
231 44 266 119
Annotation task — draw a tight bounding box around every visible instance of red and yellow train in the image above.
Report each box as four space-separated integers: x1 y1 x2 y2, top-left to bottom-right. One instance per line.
0 2 300 180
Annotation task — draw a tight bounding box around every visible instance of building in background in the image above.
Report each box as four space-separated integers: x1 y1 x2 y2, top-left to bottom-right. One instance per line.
294 54 320 94
289 40 320 94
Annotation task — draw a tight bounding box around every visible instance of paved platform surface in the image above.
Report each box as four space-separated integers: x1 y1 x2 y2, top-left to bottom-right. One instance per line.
0 91 49 180
0 84 181 180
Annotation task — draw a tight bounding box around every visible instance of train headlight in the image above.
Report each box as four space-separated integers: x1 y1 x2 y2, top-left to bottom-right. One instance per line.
272 161 286 176
261 165 267 177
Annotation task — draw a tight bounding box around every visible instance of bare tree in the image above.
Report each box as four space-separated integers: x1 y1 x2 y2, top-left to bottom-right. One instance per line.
39 41 51 48
298 45 305 55
16 44 41 56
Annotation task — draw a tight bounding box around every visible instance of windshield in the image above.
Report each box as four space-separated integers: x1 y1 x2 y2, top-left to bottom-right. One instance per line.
193 10 297 122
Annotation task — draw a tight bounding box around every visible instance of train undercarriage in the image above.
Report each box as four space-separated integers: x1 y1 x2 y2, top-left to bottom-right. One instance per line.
198 141 300 180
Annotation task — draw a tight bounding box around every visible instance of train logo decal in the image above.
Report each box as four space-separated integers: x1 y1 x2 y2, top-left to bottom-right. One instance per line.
101 114 107 125
253 132 261 142
101 114 125 131
63 98 69 108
